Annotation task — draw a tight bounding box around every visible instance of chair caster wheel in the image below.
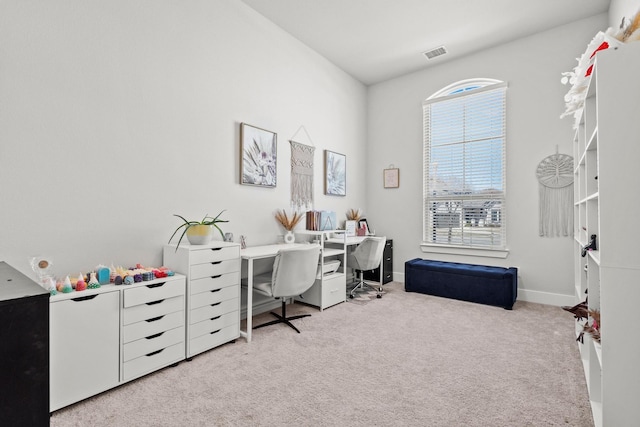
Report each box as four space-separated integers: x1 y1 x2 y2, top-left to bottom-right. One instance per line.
376 294 382 299
349 294 354 299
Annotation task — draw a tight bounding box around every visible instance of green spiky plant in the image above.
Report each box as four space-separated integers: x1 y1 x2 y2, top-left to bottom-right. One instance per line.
169 210 228 251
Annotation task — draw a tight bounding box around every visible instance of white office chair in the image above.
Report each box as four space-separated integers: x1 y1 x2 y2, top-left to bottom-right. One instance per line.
251 245 321 333
347 236 386 299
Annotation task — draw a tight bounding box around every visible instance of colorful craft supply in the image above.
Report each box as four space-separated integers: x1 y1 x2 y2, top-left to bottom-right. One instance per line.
97 267 110 285
142 271 154 281
114 275 123 285
48 277 58 296
75 274 87 291
133 273 142 283
123 275 134 285
87 272 101 289
76 273 86 291
62 276 73 293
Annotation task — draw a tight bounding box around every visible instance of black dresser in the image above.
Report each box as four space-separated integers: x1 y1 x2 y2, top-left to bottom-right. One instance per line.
0 261 49 425
364 238 393 284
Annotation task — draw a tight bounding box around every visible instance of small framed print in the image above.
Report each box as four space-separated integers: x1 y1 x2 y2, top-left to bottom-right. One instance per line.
383 168 399 188
324 150 346 196
240 123 277 187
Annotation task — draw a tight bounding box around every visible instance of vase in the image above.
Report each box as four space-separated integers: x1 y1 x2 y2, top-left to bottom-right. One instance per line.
186 224 213 245
284 230 295 244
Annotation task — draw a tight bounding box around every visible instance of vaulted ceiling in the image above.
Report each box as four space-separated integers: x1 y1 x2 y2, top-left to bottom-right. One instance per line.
240 0 611 85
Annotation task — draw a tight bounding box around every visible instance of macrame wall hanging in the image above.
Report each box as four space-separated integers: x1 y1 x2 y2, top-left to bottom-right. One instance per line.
289 126 315 210
536 149 574 237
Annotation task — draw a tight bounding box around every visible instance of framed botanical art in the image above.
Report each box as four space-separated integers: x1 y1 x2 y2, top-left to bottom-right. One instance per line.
383 167 400 188
324 150 346 196
240 123 277 187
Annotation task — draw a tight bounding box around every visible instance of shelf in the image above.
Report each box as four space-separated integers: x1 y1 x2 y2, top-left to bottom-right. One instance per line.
320 272 344 281
594 341 602 369
586 127 598 151
322 247 344 258
570 42 640 426
591 401 603 427
296 229 345 236
585 192 599 202
576 151 587 169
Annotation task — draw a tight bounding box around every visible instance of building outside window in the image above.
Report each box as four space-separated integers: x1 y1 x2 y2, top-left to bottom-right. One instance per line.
422 79 507 253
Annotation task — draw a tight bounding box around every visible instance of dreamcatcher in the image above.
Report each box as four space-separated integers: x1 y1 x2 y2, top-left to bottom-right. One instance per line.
536 150 574 237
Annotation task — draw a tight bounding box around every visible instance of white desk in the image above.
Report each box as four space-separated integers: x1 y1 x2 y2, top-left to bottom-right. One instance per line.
240 243 307 343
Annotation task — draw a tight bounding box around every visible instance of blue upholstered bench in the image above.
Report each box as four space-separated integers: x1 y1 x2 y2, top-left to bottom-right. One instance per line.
404 258 517 309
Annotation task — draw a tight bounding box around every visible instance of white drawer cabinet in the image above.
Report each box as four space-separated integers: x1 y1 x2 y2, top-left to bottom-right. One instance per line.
164 242 241 358
49 274 186 412
121 278 186 382
50 289 120 412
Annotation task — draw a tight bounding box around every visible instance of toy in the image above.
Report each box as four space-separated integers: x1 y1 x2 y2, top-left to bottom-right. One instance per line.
96 266 110 285
61 276 73 293
87 272 101 289
75 273 87 291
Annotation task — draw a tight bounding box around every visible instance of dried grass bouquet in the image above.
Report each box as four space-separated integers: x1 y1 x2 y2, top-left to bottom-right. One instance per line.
346 208 363 221
275 209 303 231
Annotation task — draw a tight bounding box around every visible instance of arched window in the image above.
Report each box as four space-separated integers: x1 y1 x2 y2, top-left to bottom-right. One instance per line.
422 79 508 255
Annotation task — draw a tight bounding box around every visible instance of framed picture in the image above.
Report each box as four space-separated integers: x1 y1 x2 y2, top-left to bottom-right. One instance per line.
383 168 400 188
240 123 277 187
324 150 346 196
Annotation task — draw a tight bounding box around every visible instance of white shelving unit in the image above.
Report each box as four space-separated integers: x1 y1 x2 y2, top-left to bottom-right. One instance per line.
571 43 640 427
294 229 347 310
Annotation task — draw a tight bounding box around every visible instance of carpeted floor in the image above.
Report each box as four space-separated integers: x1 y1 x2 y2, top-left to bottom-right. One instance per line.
50 282 594 427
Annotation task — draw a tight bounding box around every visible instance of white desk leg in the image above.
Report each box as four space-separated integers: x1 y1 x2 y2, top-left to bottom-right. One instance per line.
245 259 253 343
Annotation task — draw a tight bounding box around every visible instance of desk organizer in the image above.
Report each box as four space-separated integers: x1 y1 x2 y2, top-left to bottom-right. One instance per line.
404 259 517 310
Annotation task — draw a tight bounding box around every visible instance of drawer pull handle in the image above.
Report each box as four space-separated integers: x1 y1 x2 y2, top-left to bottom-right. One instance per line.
210 329 221 335
146 282 166 289
145 332 164 340
210 315 221 321
210 261 222 265
210 248 222 252
145 315 165 323
210 302 221 307
146 348 164 357
210 288 221 293
146 299 165 306
71 295 98 302
210 274 222 279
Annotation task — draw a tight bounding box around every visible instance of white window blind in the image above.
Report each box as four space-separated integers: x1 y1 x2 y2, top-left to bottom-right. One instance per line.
423 81 507 250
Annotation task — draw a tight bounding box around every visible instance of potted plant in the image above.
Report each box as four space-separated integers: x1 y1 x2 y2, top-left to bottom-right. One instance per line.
169 210 228 250
275 209 303 244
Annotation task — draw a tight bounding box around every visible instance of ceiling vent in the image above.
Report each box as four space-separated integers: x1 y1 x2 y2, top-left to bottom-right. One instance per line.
423 46 448 60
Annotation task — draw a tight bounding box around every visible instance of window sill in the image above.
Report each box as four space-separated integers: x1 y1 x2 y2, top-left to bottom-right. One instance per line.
420 243 509 259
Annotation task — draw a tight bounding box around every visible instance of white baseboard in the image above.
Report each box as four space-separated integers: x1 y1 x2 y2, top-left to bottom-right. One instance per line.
516 288 574 307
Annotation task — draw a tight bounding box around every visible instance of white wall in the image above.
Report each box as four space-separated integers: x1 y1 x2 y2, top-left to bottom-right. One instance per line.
0 0 367 278
610 0 640 27
366 14 609 305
